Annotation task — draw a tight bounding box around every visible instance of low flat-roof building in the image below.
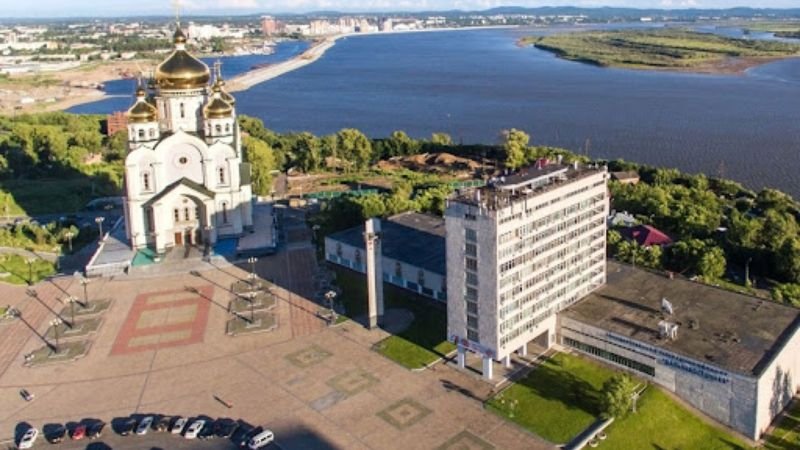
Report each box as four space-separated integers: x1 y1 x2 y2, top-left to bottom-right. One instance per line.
560 261 800 440
325 212 447 302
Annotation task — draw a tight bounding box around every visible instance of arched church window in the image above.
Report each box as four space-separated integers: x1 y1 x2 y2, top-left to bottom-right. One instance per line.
180 102 185 119
221 202 229 224
184 207 190 222
215 124 222 134
142 172 151 191
218 167 226 185
149 128 155 138
225 124 231 133
138 129 145 139
173 208 180 223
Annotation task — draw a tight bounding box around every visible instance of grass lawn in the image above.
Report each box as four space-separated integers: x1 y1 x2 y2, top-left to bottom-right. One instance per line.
763 400 800 450
0 254 56 285
487 352 614 444
603 388 751 450
1 179 101 215
488 352 751 449
332 266 455 369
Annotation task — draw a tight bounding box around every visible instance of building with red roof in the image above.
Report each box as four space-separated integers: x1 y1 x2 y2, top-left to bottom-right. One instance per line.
620 224 673 247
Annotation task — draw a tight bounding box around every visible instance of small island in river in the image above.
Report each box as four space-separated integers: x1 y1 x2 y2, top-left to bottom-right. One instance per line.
521 29 800 74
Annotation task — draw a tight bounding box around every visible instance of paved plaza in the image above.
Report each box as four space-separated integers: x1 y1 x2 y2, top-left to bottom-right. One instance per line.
0 208 553 450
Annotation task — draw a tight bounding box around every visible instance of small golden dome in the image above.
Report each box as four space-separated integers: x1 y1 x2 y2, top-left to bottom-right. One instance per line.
204 93 233 119
215 80 236 105
155 26 210 90
127 88 158 123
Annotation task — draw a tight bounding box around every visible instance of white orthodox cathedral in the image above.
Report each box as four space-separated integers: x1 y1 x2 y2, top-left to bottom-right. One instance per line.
123 26 253 254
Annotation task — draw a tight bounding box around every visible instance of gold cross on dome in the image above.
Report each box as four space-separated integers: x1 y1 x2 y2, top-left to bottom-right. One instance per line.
172 0 182 26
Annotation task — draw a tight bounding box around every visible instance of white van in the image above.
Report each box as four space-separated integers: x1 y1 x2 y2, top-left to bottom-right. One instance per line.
247 429 275 449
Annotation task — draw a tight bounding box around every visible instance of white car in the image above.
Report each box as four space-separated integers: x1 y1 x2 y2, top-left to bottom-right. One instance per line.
184 419 205 439
135 416 153 435
248 429 275 449
18 427 38 449
171 417 188 434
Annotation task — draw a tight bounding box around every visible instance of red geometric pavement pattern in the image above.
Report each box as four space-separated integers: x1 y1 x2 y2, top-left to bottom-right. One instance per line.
110 286 212 356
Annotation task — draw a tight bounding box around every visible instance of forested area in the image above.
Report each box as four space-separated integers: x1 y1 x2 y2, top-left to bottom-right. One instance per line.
1 111 799 303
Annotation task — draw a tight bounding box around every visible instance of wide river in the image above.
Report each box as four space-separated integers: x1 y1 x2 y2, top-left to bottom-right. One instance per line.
74 27 800 197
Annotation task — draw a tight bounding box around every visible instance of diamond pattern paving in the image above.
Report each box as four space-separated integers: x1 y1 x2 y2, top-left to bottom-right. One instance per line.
285 345 331 368
436 431 495 450
377 397 432 430
327 368 379 397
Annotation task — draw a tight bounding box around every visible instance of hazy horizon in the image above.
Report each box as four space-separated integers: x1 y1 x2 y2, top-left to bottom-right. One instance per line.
1 1 799 19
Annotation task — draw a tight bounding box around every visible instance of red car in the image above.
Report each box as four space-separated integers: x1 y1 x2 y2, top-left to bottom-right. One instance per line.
71 424 86 440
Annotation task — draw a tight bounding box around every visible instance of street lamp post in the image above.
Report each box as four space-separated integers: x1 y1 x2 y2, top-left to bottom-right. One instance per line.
50 318 62 353
247 256 258 286
79 277 90 308
67 296 78 327
26 257 35 285
65 231 74 253
95 216 105 240
324 290 337 324
745 257 753 288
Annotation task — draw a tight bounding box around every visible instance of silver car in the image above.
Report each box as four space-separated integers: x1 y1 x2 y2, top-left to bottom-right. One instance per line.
135 416 153 435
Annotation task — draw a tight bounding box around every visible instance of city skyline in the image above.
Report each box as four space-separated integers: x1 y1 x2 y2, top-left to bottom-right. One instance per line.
1 0 799 19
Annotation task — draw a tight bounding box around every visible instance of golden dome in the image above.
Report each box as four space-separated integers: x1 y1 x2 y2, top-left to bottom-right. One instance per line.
214 79 236 105
155 27 210 90
127 88 158 123
204 89 233 119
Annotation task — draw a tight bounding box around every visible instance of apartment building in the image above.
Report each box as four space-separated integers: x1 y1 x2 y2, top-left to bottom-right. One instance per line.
445 162 608 379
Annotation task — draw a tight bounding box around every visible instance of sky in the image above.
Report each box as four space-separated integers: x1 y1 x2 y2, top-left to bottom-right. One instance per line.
1 0 798 18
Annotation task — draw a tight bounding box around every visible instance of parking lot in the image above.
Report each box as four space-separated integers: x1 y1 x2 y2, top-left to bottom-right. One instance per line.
0 208 553 450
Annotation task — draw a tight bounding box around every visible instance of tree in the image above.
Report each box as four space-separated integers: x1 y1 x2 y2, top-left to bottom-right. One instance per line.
601 374 638 419
384 130 419 157
503 128 529 170
336 128 373 171
243 136 275 197
294 132 322 173
760 210 797 252
431 132 452 146
697 246 726 280
773 283 800 307
776 238 800 283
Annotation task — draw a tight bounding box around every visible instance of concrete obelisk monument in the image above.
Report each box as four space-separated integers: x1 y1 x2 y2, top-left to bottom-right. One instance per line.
365 218 384 329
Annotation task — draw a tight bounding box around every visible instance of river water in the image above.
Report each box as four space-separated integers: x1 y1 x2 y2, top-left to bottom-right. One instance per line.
72 27 800 197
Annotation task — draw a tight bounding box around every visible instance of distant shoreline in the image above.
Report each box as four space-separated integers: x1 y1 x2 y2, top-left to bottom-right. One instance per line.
520 30 800 75
59 25 520 111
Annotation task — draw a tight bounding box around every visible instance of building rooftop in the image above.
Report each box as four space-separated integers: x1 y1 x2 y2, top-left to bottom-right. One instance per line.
450 162 605 211
328 212 446 275
620 224 673 247
563 261 800 377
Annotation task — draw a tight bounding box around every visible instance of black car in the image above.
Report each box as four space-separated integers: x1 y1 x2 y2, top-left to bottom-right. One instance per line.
217 419 239 439
198 422 216 440
118 418 137 436
238 426 263 447
87 421 105 439
45 424 67 444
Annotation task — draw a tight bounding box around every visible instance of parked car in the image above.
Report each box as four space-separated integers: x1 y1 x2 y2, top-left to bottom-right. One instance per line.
198 421 216 440
247 429 275 449
185 419 205 439
119 418 137 436
19 389 34 401
217 419 239 439
87 421 105 439
135 416 153 435
45 424 67 444
154 416 171 432
238 426 263 447
171 417 188 434
18 427 38 449
71 424 86 440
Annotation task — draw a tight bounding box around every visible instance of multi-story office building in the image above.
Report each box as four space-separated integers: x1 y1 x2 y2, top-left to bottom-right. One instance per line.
445 162 608 379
